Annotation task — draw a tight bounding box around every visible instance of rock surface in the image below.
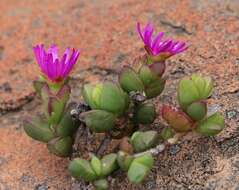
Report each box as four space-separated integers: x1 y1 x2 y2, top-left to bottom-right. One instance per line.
0 0 238 189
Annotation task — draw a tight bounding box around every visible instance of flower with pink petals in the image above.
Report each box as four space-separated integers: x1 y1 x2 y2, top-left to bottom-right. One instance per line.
33 44 80 83
137 22 188 60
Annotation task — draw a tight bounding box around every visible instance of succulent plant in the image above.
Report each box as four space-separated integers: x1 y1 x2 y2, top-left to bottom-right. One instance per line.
162 74 225 136
24 22 227 190
23 44 80 157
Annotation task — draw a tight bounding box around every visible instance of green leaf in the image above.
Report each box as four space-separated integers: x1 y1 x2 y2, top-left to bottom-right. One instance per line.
81 110 116 133
47 136 73 157
144 77 166 99
186 101 207 121
93 179 109 190
99 82 128 116
82 84 98 109
196 112 225 136
23 116 54 143
191 74 213 99
119 66 144 93
178 78 200 110
134 103 156 124
69 158 97 182
138 65 157 86
41 84 70 125
56 110 79 137
133 153 154 168
131 131 159 152
92 84 104 108
160 127 174 140
128 162 148 184
91 156 102 177
127 153 154 184
101 153 118 177
117 151 133 171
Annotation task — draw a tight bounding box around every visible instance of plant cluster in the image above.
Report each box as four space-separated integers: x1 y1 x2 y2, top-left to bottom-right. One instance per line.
23 23 225 190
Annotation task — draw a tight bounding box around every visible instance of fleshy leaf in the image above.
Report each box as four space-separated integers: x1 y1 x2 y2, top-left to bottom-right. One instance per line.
41 84 70 125
134 103 156 124
47 136 73 157
196 112 225 136
92 83 103 108
127 153 154 184
178 78 200 110
117 151 134 171
23 116 54 143
191 74 213 99
144 77 166 99
138 65 158 86
119 66 144 93
82 84 98 109
162 105 194 132
131 131 159 152
68 158 97 182
91 156 102 177
80 110 115 133
160 127 174 140
186 101 207 121
56 110 79 137
99 82 128 116
101 153 118 177
93 179 109 190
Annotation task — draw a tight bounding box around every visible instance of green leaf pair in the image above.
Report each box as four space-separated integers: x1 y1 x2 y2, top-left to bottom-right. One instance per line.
131 131 159 152
178 74 213 112
69 154 118 181
127 153 154 184
119 64 166 99
83 82 129 116
23 105 79 157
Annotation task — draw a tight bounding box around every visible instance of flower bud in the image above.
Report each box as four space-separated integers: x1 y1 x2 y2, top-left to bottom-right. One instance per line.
47 136 73 157
131 131 159 152
23 116 54 143
91 156 102 177
162 105 194 132
127 153 154 184
134 103 156 124
93 179 109 190
119 66 144 93
117 151 133 171
80 110 116 133
196 112 225 136
101 153 118 177
186 101 207 121
68 158 97 182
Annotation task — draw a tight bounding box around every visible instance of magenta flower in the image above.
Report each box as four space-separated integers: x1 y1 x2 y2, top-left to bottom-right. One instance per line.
33 44 80 83
137 22 188 58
